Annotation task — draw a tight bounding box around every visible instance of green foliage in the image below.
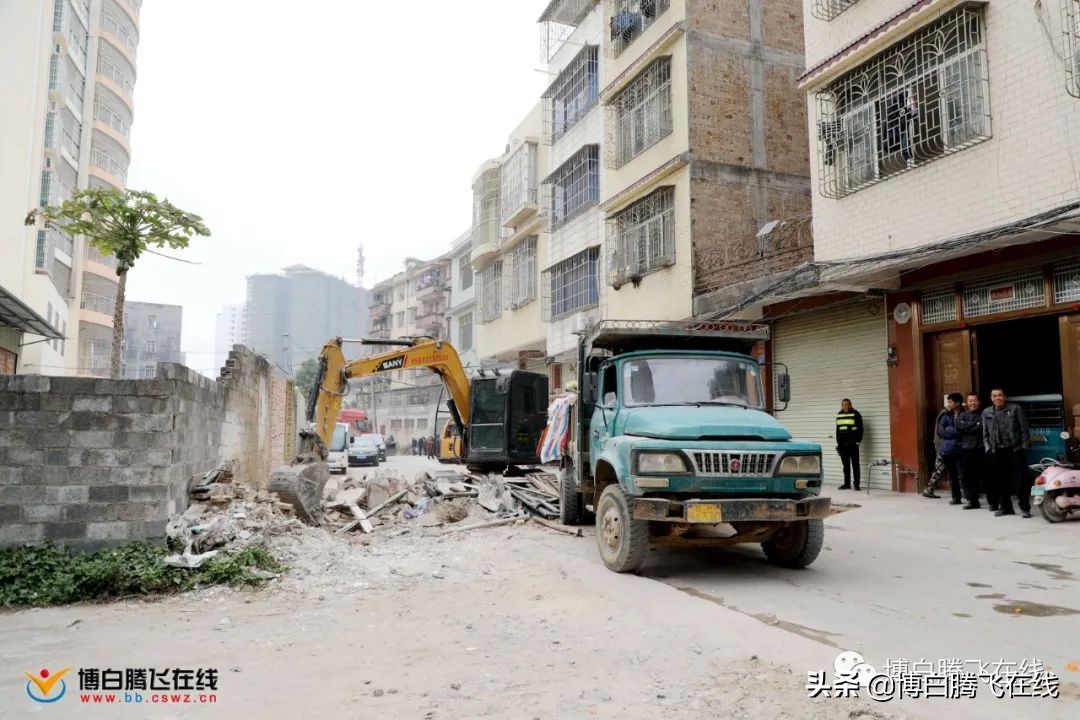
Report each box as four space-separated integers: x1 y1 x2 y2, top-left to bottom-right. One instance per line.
295 358 320 393
0 542 286 608
25 188 210 275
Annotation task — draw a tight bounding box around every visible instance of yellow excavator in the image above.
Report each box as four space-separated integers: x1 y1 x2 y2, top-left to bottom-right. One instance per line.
271 336 549 517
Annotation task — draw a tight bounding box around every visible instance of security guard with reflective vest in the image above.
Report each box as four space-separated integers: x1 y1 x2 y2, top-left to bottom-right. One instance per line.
836 399 865 490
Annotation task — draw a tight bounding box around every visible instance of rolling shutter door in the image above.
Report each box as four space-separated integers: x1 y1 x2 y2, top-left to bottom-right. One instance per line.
773 303 892 491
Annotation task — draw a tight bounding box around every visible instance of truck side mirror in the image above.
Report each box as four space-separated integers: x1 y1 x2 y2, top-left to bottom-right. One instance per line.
777 372 791 404
582 372 598 405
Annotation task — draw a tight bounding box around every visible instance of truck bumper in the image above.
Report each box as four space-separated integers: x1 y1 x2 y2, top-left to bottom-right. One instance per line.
632 496 831 523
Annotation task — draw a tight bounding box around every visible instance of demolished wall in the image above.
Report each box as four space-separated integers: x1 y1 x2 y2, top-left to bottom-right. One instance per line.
0 346 296 550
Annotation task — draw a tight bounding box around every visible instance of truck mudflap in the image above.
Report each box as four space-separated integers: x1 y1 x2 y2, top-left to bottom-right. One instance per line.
632 496 831 523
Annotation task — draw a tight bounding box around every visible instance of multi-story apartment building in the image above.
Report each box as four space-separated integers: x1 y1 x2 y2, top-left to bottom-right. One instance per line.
365 255 452 445
738 0 1080 492
0 0 143 376
121 301 183 379
447 230 478 371
472 104 549 376
245 264 367 372
213 302 246 373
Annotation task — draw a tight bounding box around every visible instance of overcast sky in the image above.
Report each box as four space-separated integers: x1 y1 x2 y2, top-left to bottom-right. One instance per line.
125 0 550 376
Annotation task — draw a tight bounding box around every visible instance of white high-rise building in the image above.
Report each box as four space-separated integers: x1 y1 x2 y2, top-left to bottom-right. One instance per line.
213 302 245 374
0 0 142 376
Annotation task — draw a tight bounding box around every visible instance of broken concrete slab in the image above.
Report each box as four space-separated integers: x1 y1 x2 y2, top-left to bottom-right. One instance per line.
268 461 329 525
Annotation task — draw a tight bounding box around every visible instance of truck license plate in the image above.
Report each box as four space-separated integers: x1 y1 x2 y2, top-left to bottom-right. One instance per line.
686 503 723 523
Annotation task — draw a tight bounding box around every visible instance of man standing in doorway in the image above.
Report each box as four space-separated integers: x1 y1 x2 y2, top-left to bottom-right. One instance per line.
836 399 864 490
922 399 953 499
956 393 994 510
982 388 1031 518
937 393 965 505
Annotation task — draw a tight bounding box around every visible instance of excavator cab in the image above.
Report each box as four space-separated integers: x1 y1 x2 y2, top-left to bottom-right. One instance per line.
466 370 548 471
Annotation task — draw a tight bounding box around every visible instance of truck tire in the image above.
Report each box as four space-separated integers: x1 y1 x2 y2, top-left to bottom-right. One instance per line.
596 485 649 573
762 519 824 569
559 461 585 526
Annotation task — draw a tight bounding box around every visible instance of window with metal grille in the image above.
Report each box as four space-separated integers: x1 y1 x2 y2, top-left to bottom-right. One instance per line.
920 287 957 325
477 261 503 323
543 247 600 320
458 255 473 290
458 312 473 351
501 142 539 226
144 340 155 353
609 57 672 168
810 1 861 22
48 54 61 90
35 231 48 269
962 270 1045 318
44 111 57 149
546 145 600 230
815 7 990 199
607 186 674 284
1067 1 1080 98
506 237 538 309
608 0 670 57
544 45 599 143
39 170 55 207
1053 260 1080 304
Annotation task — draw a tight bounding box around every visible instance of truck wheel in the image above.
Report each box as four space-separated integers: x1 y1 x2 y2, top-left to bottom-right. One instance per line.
559 462 583 526
1040 493 1067 523
596 485 648 573
762 519 824 569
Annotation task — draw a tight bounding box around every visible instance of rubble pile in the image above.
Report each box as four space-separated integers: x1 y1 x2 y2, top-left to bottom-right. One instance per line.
165 473 303 568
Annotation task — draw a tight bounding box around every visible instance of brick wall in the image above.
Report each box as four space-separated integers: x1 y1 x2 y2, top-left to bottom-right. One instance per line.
0 346 295 550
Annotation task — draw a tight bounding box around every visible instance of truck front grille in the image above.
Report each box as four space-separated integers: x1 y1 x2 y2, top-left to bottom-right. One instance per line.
691 451 776 477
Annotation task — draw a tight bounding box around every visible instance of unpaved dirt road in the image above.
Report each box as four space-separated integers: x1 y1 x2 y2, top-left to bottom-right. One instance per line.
1 456 1076 719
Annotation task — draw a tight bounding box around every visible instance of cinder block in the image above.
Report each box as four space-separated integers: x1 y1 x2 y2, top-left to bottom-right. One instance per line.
110 431 162 450
135 379 176 397
0 467 21 485
88 485 128 502
23 505 63 522
0 505 23 522
0 523 45 544
112 397 153 413
0 485 46 503
29 431 72 449
144 449 173 467
45 448 81 466
130 520 169 540
126 485 168 503
131 414 173 433
80 449 134 468
72 396 113 412
0 411 16 429
0 394 40 411
44 522 87 540
12 375 49 393
5 447 44 466
85 522 129 541
108 503 161 522
93 379 135 396
71 431 116 449
48 377 97 395
63 504 110 522
45 485 89 503
39 394 73 411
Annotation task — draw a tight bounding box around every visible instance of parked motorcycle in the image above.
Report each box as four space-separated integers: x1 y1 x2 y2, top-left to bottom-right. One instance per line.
1031 457 1080 523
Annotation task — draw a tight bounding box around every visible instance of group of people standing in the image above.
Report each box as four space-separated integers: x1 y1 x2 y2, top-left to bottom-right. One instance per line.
411 435 436 458
923 388 1032 517
834 390 1032 517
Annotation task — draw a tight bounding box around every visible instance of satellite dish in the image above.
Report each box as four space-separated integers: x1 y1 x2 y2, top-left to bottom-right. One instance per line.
893 302 913 325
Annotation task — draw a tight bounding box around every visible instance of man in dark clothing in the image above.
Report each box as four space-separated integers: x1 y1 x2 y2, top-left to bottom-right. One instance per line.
937 393 965 505
922 401 952 499
836 399 864 490
956 393 993 510
982 388 1031 518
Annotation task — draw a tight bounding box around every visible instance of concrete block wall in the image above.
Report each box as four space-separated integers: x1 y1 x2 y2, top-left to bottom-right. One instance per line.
0 346 296 550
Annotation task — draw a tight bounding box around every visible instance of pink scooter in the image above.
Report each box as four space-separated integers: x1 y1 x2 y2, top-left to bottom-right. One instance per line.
1031 459 1080 523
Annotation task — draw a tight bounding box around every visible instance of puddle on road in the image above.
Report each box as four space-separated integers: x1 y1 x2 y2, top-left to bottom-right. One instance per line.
1018 583 1048 590
966 582 992 588
1013 562 1074 582
992 600 1080 617
975 593 1006 599
673 585 841 649
953 613 972 618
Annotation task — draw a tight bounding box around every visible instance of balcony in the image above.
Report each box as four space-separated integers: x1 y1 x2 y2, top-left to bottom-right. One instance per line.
540 0 594 61
78 323 112 377
415 271 447 302
85 242 119 272
81 290 116 316
501 141 539 229
471 163 502 262
608 0 670 58
94 88 132 139
90 132 129 184
415 309 445 334
102 0 139 59
97 43 136 100
369 295 391 315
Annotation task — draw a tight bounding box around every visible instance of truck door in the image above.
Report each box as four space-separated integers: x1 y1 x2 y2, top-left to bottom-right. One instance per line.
590 362 618 469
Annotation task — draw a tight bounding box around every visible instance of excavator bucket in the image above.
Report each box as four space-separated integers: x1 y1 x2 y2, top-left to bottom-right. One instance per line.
269 429 330 525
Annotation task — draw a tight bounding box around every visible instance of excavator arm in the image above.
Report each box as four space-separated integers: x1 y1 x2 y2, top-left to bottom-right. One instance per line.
307 336 472 449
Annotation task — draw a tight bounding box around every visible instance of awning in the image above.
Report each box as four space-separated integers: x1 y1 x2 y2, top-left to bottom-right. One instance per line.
703 201 1080 319
0 284 64 340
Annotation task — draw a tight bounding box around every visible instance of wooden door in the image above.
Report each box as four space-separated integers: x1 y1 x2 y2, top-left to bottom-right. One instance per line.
1061 315 1080 446
925 330 973 491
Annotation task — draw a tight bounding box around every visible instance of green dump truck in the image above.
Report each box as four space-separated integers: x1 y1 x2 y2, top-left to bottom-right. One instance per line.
559 320 830 573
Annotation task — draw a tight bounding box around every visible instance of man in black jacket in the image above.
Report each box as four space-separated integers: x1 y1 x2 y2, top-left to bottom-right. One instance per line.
956 393 994 510
836 399 864 490
982 388 1031 518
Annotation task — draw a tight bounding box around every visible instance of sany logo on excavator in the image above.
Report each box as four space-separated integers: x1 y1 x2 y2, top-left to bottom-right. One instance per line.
376 356 407 372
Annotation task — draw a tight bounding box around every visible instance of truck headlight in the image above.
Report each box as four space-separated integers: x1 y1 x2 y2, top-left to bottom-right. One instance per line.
777 455 821 476
636 452 688 474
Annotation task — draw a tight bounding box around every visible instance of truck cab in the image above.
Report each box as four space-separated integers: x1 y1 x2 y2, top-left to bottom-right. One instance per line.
561 321 830 573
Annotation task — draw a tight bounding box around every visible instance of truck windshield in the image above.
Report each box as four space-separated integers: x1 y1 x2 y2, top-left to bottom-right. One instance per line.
622 356 764 409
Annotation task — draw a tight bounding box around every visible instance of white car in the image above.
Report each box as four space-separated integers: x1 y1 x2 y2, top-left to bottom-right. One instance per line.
326 423 349 474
